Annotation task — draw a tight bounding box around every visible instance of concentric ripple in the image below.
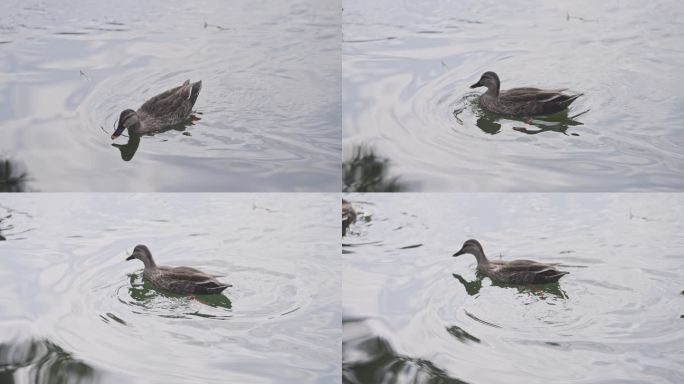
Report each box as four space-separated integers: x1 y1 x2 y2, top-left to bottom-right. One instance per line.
342 194 684 384
0 194 341 383
343 0 684 191
1 0 340 191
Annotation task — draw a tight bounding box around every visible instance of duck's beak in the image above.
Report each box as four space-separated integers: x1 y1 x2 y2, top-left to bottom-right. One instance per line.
111 124 125 140
452 248 466 257
470 81 482 89
126 254 135 261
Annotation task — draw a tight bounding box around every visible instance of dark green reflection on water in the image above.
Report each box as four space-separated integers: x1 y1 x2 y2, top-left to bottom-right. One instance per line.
128 273 232 310
343 145 409 192
111 135 141 162
475 109 586 136
454 103 587 136
452 273 569 299
109 117 198 162
0 158 30 192
0 338 97 384
343 318 469 384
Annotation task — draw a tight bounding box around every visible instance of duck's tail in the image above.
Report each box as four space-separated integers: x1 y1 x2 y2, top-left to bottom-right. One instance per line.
537 270 569 284
205 284 229 294
189 80 202 106
540 93 583 115
196 279 231 294
559 93 583 108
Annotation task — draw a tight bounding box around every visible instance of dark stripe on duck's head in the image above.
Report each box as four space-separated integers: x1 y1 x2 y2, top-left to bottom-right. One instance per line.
470 71 500 89
481 71 499 82
125 244 155 267
453 239 484 257
111 109 137 140
133 244 151 256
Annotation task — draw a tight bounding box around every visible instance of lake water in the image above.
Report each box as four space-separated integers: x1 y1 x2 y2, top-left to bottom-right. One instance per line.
342 0 684 192
0 0 340 191
342 193 684 384
0 194 340 383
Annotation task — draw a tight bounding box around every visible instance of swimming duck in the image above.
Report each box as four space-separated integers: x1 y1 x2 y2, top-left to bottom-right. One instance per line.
342 199 356 236
125 244 229 294
111 80 202 140
452 239 568 284
470 72 582 117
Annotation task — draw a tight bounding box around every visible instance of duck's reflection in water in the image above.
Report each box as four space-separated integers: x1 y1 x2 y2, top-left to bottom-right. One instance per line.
475 109 588 136
110 116 200 162
127 272 233 313
112 135 141 161
454 99 588 136
452 273 569 300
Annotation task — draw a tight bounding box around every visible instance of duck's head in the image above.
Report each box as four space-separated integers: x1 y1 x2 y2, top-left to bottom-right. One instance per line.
453 239 485 258
125 244 156 268
470 71 500 91
111 109 140 140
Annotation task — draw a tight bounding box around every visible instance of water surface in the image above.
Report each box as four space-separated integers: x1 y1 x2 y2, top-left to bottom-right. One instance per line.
343 0 684 191
0 0 341 191
343 193 684 383
0 194 340 383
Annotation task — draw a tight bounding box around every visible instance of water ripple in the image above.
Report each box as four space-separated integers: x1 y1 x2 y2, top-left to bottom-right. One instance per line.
343 0 684 191
342 194 684 383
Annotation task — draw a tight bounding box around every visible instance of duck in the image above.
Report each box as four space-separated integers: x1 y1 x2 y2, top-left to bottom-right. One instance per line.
470 71 582 117
452 239 568 284
342 199 356 236
125 244 230 294
111 80 202 140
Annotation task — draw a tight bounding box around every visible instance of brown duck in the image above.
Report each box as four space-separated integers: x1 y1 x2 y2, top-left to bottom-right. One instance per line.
112 80 202 139
125 244 229 294
452 239 568 284
470 71 582 117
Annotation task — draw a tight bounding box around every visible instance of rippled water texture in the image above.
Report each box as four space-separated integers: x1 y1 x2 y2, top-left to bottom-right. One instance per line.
0 0 341 191
343 194 684 384
0 194 340 383
343 0 684 191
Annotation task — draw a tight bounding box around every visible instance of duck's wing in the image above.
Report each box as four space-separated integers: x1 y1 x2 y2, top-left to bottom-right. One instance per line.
138 81 187 111
161 265 224 276
524 267 569 284
488 261 568 284
166 266 204 274
158 266 220 282
163 278 230 294
492 259 551 271
500 88 568 102
538 93 583 115
138 80 195 118
498 89 582 116
195 281 230 294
